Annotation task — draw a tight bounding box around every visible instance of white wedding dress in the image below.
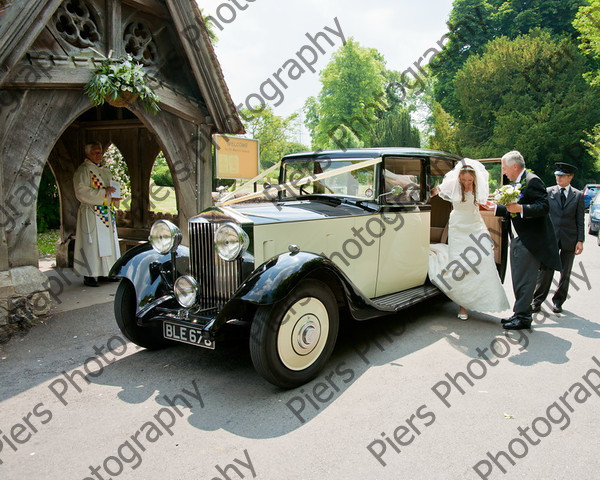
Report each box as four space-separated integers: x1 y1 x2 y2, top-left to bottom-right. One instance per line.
428 192 510 313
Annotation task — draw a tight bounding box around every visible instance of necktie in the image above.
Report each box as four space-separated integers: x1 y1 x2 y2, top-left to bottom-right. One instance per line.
560 187 566 207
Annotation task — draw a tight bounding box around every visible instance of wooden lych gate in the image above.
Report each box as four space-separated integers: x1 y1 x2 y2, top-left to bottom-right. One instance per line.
0 0 244 334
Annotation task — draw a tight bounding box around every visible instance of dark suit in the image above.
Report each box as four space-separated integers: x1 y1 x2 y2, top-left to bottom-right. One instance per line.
533 185 584 309
496 170 561 320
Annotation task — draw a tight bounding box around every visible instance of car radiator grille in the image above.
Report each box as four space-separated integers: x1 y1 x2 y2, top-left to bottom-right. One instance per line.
189 222 242 309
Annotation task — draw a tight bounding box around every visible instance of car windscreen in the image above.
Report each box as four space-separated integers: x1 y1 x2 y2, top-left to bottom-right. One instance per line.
586 186 600 195
281 158 377 200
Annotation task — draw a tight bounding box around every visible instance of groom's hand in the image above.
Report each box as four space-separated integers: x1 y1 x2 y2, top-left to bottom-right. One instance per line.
506 202 523 214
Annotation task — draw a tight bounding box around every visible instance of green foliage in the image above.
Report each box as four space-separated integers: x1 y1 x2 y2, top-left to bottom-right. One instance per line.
452 30 600 183
85 55 160 114
240 106 308 168
148 152 174 187
370 108 421 148
37 230 59 256
36 166 60 233
103 144 131 198
200 9 219 43
574 0 600 87
152 165 174 187
581 125 600 181
305 38 389 149
431 0 587 118
428 102 460 153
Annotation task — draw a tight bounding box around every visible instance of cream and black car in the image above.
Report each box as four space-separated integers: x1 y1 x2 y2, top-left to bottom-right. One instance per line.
111 148 507 388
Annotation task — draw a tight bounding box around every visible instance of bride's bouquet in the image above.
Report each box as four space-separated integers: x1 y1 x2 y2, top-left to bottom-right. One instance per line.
493 184 522 205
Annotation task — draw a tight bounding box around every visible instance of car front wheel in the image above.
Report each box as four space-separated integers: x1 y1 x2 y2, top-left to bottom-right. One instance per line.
249 280 339 389
114 280 170 350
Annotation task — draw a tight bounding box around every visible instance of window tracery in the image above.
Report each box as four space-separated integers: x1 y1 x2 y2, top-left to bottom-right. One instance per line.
52 0 100 48
124 22 158 66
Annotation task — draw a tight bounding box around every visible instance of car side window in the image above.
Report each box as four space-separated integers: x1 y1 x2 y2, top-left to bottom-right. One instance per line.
382 157 423 204
429 157 454 191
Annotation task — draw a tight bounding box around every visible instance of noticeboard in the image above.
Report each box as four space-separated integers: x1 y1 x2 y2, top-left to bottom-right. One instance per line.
214 135 260 179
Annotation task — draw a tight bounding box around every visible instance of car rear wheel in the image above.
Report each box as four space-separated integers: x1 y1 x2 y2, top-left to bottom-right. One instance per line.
249 280 339 388
114 280 170 350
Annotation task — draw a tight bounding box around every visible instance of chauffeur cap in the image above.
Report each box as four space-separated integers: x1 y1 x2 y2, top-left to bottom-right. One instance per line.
554 162 577 176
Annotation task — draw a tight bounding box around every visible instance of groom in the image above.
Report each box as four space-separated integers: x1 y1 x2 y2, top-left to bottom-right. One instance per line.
490 151 561 330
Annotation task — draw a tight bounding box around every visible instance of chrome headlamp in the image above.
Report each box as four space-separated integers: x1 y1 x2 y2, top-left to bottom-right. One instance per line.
149 220 182 254
214 223 249 261
174 275 199 308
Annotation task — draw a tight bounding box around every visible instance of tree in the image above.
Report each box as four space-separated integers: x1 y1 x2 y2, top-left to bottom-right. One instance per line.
452 30 600 183
103 144 131 197
575 1 600 180
36 166 60 233
428 102 461 153
305 38 423 150
574 0 600 87
431 0 587 118
304 38 388 150
370 108 420 148
241 106 308 168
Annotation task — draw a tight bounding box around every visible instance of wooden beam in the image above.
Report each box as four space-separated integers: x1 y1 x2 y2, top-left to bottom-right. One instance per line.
2 63 208 125
121 0 170 18
165 0 244 134
108 0 123 56
75 119 144 130
0 0 65 84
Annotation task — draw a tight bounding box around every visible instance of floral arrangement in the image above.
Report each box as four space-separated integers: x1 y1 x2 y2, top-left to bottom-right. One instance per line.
493 183 522 205
85 54 160 114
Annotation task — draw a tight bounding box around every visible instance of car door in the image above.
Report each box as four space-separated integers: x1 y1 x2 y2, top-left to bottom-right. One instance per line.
374 156 430 297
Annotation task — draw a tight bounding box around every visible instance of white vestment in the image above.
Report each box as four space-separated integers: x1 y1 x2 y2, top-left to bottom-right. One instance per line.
73 159 120 277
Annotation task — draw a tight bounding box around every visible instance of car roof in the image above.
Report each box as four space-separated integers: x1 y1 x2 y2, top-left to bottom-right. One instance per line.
281 147 462 162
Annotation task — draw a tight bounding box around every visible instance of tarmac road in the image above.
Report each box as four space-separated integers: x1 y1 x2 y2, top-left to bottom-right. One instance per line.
1 243 599 480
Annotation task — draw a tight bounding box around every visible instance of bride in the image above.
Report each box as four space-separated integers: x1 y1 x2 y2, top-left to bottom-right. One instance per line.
429 159 510 319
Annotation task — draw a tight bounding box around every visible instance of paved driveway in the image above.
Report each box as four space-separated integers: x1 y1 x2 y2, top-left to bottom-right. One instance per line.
1 245 599 479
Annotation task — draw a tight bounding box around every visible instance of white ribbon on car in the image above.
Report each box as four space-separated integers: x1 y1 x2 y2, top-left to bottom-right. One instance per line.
218 161 281 203
217 157 382 207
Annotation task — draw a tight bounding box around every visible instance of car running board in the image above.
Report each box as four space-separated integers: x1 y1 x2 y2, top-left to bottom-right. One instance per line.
372 284 441 312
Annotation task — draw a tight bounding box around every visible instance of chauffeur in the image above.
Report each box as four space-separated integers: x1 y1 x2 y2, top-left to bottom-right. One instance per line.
532 162 585 313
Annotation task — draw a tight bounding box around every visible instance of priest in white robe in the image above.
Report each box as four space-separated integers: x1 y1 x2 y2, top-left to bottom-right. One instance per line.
73 142 120 287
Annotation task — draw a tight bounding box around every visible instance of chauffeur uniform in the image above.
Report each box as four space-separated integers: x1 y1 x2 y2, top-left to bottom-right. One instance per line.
532 162 585 313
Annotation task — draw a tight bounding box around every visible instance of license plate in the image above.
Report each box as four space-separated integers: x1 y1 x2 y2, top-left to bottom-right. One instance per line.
163 322 215 349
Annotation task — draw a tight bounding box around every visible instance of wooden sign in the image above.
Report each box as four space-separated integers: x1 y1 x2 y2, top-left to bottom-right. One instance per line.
214 135 260 179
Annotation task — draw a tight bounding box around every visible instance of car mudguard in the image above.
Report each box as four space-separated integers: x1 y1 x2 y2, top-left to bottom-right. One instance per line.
109 243 189 313
231 251 392 321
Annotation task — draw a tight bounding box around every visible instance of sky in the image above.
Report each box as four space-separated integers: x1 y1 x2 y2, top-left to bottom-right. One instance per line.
197 0 455 143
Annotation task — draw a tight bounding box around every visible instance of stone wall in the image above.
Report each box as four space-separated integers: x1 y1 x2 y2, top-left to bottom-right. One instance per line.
0 266 51 343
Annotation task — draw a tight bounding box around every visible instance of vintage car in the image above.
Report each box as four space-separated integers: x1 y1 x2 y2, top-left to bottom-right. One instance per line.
110 148 508 388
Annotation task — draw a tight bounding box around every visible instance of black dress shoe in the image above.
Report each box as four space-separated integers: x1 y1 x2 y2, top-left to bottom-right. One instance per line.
531 304 541 313
503 318 532 330
552 304 562 313
83 276 99 287
501 315 517 325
